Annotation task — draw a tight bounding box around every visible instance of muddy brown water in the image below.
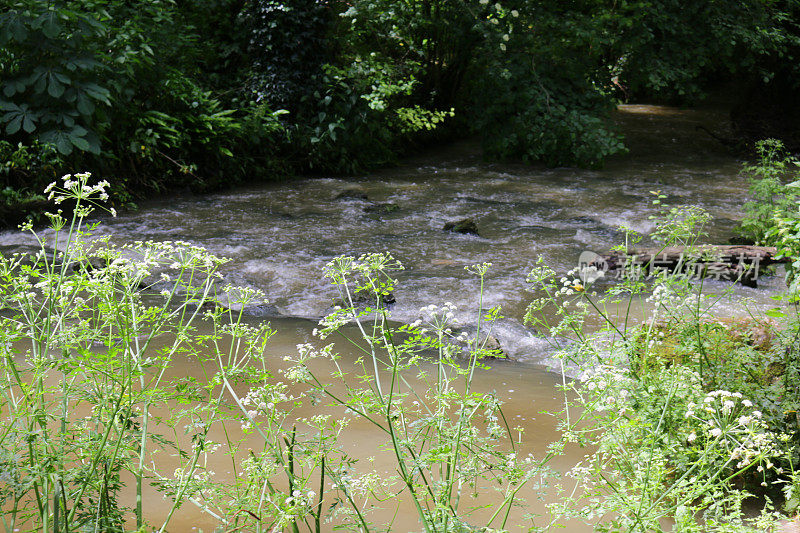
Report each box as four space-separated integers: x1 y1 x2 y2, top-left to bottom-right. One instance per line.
0 104 787 531
122 319 587 532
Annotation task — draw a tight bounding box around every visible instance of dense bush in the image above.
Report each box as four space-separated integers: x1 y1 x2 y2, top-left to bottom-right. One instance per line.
0 0 286 201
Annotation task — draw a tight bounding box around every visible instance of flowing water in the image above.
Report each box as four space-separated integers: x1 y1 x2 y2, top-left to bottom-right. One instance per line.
0 104 785 531
0 103 780 362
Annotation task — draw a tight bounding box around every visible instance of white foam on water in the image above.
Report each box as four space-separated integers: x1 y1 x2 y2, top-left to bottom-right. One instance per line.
596 212 655 235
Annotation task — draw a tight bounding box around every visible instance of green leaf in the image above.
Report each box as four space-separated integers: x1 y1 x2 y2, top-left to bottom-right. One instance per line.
69 134 90 151
76 95 95 115
34 75 46 94
1 15 29 43
22 115 35 133
42 17 61 39
765 308 786 318
83 83 110 104
56 135 72 154
83 131 100 154
48 79 65 98
5 115 22 134
39 129 73 155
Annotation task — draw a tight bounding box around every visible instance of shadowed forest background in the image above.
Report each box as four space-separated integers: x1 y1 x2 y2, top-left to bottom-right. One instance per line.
1 0 800 217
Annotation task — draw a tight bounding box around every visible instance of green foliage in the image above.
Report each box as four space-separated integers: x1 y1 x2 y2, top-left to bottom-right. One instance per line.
0 140 60 181
0 174 232 531
737 139 800 287
276 254 553 531
3 0 800 213
0 1 110 155
608 0 791 102
247 0 332 112
526 199 798 530
0 0 286 201
289 65 400 172
91 0 287 190
470 2 627 167
476 72 626 167
741 139 800 244
393 106 455 135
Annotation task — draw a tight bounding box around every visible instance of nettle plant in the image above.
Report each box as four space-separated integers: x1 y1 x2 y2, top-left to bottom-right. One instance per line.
526 201 796 531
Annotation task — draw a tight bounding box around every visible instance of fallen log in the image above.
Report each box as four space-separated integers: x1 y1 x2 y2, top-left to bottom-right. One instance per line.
585 245 786 288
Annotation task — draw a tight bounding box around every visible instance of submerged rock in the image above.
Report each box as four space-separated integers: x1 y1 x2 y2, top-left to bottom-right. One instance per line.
235 302 283 318
335 188 369 201
448 326 508 359
461 196 511 206
332 291 396 310
444 218 479 236
364 202 400 215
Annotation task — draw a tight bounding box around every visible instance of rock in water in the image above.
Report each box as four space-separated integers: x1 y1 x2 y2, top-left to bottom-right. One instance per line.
449 326 508 359
364 202 400 214
333 291 395 309
335 188 369 201
444 218 479 236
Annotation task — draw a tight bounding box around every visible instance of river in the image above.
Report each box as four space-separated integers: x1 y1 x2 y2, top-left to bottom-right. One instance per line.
0 104 783 531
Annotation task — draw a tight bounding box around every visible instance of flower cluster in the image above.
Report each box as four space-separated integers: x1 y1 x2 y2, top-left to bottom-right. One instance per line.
684 390 787 480
315 306 351 339
580 364 635 416
43 173 117 217
239 383 291 430
282 343 334 384
577 264 606 284
331 471 386 498
646 283 680 308
411 302 460 336
558 267 595 296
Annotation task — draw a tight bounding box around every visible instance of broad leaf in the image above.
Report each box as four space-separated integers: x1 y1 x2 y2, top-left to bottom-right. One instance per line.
5 115 22 135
